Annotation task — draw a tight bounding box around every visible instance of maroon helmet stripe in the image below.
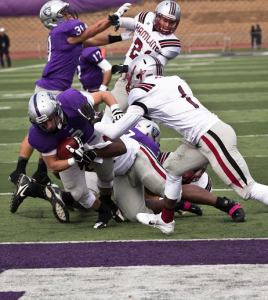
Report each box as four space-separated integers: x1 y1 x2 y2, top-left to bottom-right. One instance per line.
169 1 176 15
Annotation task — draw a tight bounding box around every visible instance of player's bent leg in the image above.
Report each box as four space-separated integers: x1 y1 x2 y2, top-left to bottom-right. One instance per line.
105 76 128 117
114 175 153 222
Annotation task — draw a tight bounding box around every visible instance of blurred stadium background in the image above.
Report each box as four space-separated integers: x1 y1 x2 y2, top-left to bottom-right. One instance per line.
0 0 267 60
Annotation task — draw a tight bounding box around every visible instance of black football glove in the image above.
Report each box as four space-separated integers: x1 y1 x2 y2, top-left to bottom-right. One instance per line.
66 137 84 164
108 15 120 31
78 150 97 170
108 3 131 31
111 64 128 75
78 102 103 126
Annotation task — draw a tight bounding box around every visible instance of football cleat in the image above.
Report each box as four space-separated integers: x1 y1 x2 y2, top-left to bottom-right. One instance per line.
111 207 125 222
136 212 175 235
44 186 69 223
10 174 34 213
9 169 25 185
222 197 245 222
94 210 112 229
175 200 203 216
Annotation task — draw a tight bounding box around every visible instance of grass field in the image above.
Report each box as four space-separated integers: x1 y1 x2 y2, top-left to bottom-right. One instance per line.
0 53 268 243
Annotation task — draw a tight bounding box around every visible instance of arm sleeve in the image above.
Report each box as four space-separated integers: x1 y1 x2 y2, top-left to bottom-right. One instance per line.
156 54 169 67
119 17 135 31
94 105 144 139
97 59 112 72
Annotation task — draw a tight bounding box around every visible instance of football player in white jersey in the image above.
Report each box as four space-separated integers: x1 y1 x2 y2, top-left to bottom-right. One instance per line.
94 54 268 235
105 0 181 117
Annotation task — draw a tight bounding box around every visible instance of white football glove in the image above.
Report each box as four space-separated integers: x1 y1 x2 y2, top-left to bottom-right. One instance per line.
120 28 134 41
111 104 124 122
113 3 131 19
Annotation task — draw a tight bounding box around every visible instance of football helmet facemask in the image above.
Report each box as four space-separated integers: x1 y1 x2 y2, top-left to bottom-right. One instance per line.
40 0 78 30
28 91 64 135
125 54 164 93
135 118 161 145
154 1 181 35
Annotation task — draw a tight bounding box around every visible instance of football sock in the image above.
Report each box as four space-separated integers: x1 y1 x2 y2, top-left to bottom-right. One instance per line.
36 157 48 173
61 191 75 206
161 206 175 223
16 156 28 173
99 194 118 210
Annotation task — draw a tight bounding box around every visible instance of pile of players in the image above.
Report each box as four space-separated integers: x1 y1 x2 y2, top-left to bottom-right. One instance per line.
9 0 268 234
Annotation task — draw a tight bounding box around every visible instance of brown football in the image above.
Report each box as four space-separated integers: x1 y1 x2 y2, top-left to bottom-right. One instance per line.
57 137 78 160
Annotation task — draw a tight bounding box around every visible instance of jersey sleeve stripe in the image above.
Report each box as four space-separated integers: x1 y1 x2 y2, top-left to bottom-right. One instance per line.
138 11 149 24
131 101 148 114
134 83 155 92
159 40 181 48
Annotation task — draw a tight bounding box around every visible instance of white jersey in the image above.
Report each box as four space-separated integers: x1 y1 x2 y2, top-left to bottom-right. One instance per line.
123 12 181 65
128 76 220 146
113 136 140 176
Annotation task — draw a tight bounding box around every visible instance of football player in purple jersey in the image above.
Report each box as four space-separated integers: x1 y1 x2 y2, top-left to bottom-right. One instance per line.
10 88 127 228
9 0 131 187
77 47 112 95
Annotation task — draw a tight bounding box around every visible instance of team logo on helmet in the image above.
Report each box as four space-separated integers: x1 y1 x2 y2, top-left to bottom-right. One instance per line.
43 7 52 17
152 126 160 141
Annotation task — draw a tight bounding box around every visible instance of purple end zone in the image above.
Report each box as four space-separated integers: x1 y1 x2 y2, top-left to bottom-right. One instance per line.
0 292 25 300
1 239 268 270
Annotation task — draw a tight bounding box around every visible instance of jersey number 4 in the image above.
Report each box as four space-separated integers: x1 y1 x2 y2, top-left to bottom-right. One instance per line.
178 85 199 108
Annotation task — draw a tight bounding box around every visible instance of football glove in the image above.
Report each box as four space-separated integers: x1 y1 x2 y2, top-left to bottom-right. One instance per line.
66 137 84 164
111 104 124 122
109 3 131 31
78 102 103 126
111 64 128 74
121 28 133 41
78 150 97 170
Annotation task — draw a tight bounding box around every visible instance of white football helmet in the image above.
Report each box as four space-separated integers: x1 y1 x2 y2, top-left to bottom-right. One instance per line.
126 54 164 93
135 119 161 145
28 91 64 135
40 0 78 30
154 1 181 35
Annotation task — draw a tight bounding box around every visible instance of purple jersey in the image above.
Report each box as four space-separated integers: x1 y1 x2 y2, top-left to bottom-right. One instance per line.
28 89 94 153
78 47 104 91
126 128 160 157
36 19 86 91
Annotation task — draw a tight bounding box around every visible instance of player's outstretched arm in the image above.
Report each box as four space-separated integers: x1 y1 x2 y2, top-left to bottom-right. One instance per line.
68 3 131 44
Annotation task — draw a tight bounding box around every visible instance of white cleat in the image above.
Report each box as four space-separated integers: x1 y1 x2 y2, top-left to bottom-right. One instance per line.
136 212 175 235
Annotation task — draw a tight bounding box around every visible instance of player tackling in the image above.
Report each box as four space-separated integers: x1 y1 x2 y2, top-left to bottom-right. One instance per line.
94 54 268 234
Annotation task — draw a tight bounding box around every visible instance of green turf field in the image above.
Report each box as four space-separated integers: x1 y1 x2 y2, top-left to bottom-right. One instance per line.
0 53 268 242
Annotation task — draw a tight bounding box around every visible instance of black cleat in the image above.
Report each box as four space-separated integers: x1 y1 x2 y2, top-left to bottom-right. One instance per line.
94 210 112 229
32 171 54 186
9 169 25 185
222 197 245 222
175 200 203 216
111 207 125 222
10 174 34 213
44 186 69 223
